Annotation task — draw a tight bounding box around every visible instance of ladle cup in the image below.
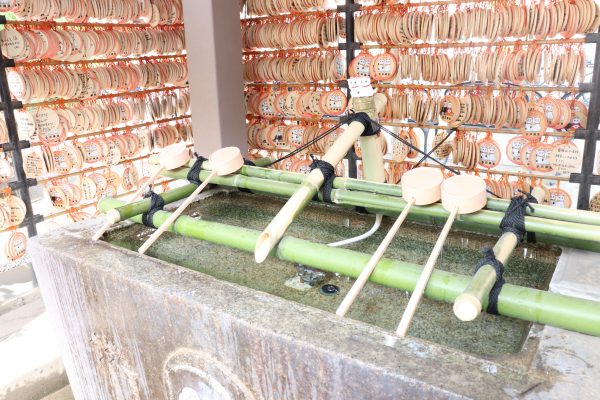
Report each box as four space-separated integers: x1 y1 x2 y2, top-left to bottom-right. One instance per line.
138 147 244 255
336 167 444 317
396 174 487 337
92 142 191 241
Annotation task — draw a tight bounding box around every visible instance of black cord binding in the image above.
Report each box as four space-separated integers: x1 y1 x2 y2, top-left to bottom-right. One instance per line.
500 191 537 243
310 156 336 203
474 248 505 315
141 189 165 228
187 154 208 186
350 112 380 136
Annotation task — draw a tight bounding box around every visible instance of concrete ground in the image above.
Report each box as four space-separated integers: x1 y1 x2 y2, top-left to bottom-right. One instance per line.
41 386 74 400
0 263 73 400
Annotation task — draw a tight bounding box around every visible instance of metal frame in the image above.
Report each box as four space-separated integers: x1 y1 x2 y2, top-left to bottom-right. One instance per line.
336 1 600 210
0 15 44 236
338 0 361 179
570 33 600 209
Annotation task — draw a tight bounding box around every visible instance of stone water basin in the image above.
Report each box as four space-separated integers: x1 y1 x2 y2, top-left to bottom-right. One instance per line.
30 189 600 399
107 191 559 358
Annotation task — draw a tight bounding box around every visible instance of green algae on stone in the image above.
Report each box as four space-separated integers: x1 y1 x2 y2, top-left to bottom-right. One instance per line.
105 191 560 358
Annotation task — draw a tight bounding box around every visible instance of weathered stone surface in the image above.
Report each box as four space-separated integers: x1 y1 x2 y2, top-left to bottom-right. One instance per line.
550 248 600 301
525 248 600 399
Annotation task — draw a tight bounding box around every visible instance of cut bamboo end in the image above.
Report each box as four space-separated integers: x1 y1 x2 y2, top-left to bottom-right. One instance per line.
255 231 273 263
453 294 483 322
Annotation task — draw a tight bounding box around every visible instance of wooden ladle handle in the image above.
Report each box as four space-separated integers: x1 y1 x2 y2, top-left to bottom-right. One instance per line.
138 170 217 254
92 167 164 241
337 198 416 317
396 206 459 337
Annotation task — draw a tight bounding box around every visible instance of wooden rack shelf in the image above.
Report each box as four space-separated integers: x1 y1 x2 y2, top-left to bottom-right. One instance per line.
360 0 500 10
241 0 598 209
373 83 581 93
246 115 574 138
360 37 586 50
379 120 573 138
245 82 337 88
37 144 193 185
246 115 338 123
241 9 337 24
0 11 192 244
245 81 582 93
4 20 184 29
22 85 189 109
243 46 337 56
26 115 192 148
14 54 187 68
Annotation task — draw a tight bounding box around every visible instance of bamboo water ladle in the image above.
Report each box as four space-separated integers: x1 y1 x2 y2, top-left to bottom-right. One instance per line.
92 142 191 241
396 174 487 337
138 147 244 255
336 167 444 317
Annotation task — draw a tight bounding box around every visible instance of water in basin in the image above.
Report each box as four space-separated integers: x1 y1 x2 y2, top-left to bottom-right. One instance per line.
106 191 560 358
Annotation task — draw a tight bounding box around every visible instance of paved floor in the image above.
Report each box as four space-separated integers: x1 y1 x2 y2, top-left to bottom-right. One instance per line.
41 386 74 400
0 262 36 312
0 290 69 400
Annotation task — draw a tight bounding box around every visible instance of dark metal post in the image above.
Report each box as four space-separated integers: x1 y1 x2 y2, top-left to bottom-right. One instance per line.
571 33 600 210
338 0 360 179
0 18 41 236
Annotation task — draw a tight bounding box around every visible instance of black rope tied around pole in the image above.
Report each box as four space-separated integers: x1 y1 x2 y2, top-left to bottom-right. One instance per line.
310 156 336 203
500 191 538 243
141 189 165 228
187 154 208 186
350 112 380 136
474 248 505 315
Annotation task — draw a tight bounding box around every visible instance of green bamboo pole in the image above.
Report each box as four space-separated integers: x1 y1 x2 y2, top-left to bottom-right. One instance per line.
363 208 600 253
453 191 547 322
253 120 372 263
330 189 600 244
106 184 198 223
252 169 600 226
107 169 600 252
453 233 518 322
99 197 600 337
174 161 410 196
253 94 389 263
169 161 600 227
165 166 600 243
360 134 386 183
101 157 276 227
